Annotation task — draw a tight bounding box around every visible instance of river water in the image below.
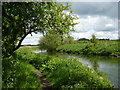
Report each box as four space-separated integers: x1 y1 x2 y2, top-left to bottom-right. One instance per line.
33 50 120 88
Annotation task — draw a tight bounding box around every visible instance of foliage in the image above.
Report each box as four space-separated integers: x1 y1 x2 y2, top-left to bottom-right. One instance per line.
3 46 115 88
63 35 74 44
14 47 113 89
41 57 113 88
2 2 37 56
39 32 63 51
56 43 86 54
39 32 74 52
2 55 41 88
2 2 78 57
90 34 98 44
56 40 120 56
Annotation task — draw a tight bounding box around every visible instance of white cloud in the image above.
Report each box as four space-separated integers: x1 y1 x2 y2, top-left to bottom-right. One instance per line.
71 30 118 40
70 30 96 40
22 33 43 45
96 31 118 39
105 24 113 27
70 14 118 40
74 15 117 32
118 20 120 22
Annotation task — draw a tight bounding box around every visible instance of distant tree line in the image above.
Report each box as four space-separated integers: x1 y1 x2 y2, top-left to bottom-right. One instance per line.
99 39 109 40
77 38 110 41
78 38 89 41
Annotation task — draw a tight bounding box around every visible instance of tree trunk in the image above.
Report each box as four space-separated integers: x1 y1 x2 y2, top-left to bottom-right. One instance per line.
13 34 28 52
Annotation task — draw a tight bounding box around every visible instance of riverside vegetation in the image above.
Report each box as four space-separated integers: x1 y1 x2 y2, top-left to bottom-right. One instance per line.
56 40 120 57
2 47 113 88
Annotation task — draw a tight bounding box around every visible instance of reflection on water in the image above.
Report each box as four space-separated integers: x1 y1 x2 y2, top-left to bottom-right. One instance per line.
90 60 99 71
33 50 47 54
33 50 120 88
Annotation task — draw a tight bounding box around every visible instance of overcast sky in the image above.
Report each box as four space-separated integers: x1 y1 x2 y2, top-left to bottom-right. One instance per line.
22 2 118 45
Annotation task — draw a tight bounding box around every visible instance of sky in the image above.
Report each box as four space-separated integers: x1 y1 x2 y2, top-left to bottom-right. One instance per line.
22 2 118 45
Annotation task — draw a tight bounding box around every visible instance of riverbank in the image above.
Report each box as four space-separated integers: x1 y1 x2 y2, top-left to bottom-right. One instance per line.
15 47 115 88
3 47 113 88
32 47 120 88
56 40 120 57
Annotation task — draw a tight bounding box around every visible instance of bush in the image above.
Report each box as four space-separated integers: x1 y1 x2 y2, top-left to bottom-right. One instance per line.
39 33 63 52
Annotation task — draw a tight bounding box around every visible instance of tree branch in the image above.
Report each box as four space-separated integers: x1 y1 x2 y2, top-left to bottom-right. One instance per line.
13 29 39 52
13 33 29 52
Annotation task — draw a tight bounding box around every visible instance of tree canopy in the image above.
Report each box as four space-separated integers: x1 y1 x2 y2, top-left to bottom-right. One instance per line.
2 2 78 57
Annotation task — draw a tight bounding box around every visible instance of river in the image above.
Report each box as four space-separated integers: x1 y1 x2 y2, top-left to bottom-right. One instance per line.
33 50 120 88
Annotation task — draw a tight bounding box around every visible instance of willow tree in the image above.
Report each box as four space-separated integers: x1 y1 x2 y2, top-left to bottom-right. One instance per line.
2 2 78 57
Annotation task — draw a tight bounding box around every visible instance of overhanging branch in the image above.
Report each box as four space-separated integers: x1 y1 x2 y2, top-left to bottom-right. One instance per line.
13 29 40 52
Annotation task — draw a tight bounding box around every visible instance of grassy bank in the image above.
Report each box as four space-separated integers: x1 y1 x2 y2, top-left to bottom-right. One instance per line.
56 40 120 56
5 47 113 89
2 47 41 88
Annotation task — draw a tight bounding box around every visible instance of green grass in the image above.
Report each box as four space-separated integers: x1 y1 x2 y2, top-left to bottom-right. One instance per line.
56 40 120 56
2 47 41 88
12 47 113 89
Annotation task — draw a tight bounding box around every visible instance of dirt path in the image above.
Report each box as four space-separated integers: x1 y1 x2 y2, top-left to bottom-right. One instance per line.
35 69 52 90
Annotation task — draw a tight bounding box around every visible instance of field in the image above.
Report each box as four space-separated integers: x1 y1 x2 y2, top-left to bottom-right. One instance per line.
56 40 120 56
2 47 113 89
